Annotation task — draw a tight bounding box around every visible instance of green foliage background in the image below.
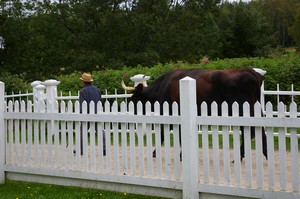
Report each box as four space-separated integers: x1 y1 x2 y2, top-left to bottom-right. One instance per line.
1 0 300 82
54 53 300 105
3 53 299 98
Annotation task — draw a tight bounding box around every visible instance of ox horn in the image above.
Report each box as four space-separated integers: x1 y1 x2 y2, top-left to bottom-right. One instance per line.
142 76 148 87
121 78 135 91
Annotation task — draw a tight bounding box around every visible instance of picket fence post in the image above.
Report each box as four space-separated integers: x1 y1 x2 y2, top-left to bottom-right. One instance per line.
0 81 5 184
31 80 42 101
43 79 60 112
180 77 199 199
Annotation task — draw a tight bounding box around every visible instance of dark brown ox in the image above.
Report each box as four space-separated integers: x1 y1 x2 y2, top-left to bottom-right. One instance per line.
122 68 268 161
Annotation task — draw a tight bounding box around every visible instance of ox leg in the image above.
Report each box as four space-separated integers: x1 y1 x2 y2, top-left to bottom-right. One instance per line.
152 125 182 161
239 126 268 162
262 128 268 160
152 124 165 158
179 130 182 161
250 126 268 160
240 127 245 161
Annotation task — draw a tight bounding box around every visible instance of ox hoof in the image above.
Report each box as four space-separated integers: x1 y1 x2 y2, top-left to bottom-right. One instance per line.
232 155 244 163
152 151 156 158
73 150 83 156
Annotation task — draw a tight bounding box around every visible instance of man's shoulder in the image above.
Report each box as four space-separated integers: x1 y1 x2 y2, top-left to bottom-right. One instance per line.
81 85 100 92
92 85 101 91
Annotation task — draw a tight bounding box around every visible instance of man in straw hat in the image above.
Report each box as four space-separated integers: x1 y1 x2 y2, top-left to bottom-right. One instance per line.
79 72 101 110
75 72 106 156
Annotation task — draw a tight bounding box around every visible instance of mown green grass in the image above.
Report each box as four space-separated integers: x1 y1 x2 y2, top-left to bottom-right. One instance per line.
0 180 169 199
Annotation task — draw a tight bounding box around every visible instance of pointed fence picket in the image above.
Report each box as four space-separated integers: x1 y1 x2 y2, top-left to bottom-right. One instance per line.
195 100 300 195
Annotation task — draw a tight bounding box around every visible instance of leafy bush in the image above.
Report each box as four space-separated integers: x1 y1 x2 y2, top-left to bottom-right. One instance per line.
0 71 31 94
56 72 82 96
0 53 288 105
56 53 300 96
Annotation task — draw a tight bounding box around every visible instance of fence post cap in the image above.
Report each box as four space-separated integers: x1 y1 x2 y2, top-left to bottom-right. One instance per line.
42 79 60 86
31 80 42 87
35 84 46 90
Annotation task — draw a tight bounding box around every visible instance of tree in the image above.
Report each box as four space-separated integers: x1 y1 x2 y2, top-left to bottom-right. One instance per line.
260 0 298 47
1 0 298 83
289 7 300 50
218 1 274 58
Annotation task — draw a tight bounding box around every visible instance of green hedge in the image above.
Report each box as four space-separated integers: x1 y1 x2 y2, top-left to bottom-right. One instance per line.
0 71 31 94
2 53 299 105
57 53 300 97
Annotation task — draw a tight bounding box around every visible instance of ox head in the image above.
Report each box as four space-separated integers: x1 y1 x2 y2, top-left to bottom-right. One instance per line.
121 76 148 104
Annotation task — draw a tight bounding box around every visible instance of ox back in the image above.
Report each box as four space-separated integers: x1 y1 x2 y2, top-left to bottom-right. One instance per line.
126 68 267 161
134 68 263 116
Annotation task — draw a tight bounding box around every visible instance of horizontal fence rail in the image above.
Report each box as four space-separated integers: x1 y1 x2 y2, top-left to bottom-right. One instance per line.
4 91 33 102
261 82 300 117
56 89 132 101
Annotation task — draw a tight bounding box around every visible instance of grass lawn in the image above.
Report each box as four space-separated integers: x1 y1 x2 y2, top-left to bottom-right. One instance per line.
0 180 169 199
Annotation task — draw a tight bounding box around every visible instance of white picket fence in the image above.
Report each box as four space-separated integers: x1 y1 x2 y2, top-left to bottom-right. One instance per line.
261 82 300 117
4 88 131 103
5 79 300 115
1 78 300 199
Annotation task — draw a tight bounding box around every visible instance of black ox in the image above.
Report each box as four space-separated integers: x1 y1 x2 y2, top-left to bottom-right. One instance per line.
121 68 268 161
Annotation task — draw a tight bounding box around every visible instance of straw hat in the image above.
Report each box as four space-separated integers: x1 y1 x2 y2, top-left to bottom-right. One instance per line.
80 73 94 82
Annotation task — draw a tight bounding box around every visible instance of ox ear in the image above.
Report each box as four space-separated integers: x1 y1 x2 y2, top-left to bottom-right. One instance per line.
135 83 144 93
